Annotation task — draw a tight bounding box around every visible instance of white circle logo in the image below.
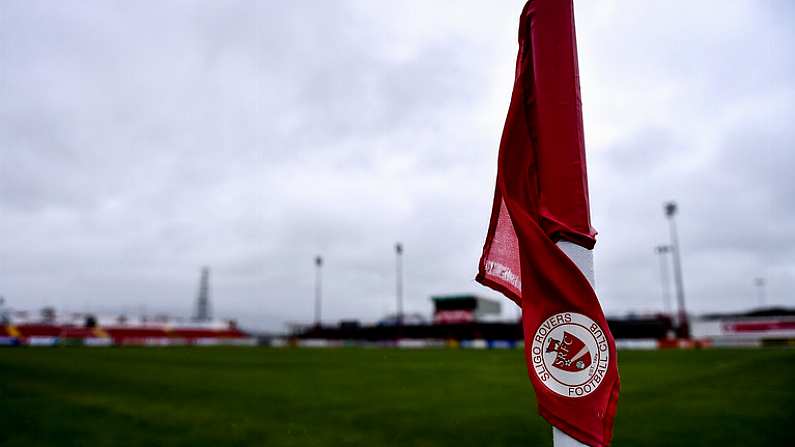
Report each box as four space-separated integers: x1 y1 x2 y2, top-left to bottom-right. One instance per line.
530 312 610 398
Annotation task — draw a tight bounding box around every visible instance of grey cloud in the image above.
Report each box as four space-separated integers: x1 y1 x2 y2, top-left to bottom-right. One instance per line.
1 0 793 330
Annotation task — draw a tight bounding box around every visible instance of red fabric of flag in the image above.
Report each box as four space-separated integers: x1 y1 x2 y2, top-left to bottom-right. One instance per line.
476 1 620 446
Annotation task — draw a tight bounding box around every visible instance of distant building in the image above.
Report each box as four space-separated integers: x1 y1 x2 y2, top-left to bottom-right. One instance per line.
692 307 795 347
377 313 428 326
431 294 501 324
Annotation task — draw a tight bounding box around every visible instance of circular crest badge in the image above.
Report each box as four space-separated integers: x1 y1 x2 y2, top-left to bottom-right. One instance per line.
530 312 610 398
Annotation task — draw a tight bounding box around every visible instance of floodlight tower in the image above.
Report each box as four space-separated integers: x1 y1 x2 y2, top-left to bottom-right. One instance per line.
195 266 211 322
664 201 689 338
314 256 323 327
654 245 673 316
0 295 8 325
395 243 404 326
754 277 766 308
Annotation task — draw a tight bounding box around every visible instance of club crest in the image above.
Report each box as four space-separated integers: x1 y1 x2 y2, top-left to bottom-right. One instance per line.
530 312 610 398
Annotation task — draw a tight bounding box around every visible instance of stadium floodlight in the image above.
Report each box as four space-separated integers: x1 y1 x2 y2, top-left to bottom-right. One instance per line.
194 267 211 322
314 256 323 326
395 243 403 326
663 201 689 338
655 245 673 316
754 277 766 307
664 201 677 217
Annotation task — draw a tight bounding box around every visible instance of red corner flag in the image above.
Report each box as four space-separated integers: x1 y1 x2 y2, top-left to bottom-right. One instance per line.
476 1 619 446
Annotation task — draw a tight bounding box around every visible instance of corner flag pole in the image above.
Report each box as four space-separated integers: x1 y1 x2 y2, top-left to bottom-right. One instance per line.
477 2 620 443
552 241 593 447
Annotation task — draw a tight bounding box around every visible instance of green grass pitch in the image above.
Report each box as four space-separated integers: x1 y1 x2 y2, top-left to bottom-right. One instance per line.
1 347 794 446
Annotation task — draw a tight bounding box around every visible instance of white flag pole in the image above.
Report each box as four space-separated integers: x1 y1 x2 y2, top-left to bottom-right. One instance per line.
554 426 587 447
551 240 594 447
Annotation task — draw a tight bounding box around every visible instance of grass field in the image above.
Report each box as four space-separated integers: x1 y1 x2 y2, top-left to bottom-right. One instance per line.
1 347 794 447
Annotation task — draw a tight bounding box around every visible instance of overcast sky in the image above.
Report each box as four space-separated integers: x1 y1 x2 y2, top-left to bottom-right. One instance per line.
1 1 794 330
